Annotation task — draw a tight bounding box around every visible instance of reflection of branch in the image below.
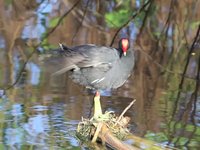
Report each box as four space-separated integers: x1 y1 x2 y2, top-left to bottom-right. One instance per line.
136 44 196 80
135 4 199 80
177 25 200 92
170 25 200 119
71 0 91 44
137 0 153 38
179 54 200 146
45 0 81 38
5 50 36 90
110 0 151 46
160 0 174 37
167 25 200 146
172 30 200 146
191 46 200 123
183 51 200 146
151 0 174 57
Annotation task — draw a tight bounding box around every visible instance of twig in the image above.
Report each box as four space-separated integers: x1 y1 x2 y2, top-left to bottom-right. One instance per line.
115 99 136 126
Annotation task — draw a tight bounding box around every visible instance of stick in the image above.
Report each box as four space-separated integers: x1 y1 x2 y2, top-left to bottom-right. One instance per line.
115 99 136 126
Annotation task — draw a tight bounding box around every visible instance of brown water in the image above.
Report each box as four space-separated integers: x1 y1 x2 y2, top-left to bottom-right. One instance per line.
0 0 200 149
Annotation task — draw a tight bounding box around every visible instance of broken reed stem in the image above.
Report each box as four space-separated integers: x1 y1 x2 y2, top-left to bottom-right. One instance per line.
115 99 136 126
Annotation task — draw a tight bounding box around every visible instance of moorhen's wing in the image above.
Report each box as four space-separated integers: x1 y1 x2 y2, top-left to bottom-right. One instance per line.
50 44 120 76
71 44 119 67
70 62 114 88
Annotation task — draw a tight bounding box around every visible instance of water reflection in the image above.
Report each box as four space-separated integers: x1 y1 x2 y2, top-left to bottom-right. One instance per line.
4 104 25 149
26 63 41 85
1 98 82 149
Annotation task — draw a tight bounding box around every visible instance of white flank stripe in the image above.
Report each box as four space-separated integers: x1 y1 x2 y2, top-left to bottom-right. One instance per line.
91 79 99 84
97 77 105 83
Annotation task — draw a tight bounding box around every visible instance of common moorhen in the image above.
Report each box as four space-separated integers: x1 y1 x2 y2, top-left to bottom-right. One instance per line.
51 38 134 90
49 38 134 117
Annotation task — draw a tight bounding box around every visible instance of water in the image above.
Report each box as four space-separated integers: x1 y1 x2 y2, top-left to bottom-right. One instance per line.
0 0 200 149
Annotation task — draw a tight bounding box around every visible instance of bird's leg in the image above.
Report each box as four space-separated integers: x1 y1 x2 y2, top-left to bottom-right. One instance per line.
93 91 102 119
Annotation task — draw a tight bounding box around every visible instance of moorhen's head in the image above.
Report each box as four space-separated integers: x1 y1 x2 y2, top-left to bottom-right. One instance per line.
118 38 130 57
